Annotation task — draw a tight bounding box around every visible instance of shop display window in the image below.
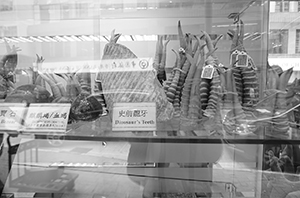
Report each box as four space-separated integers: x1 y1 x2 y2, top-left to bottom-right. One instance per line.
0 1 300 198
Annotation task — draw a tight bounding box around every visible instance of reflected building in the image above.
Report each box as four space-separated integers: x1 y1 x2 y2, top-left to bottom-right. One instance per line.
269 0 300 80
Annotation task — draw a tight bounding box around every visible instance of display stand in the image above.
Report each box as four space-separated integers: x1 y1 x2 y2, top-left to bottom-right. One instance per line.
2 131 279 198
4 135 79 198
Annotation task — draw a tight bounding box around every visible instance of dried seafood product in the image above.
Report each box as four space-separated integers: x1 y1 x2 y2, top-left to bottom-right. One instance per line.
5 55 51 104
153 35 163 72
222 20 261 135
241 55 259 107
93 81 108 114
187 48 204 120
232 67 243 103
0 41 20 98
4 84 51 104
229 24 243 103
222 68 246 135
70 93 103 122
181 46 201 117
163 50 177 94
272 67 293 136
29 55 102 122
166 49 181 104
157 38 170 85
204 69 222 118
229 20 259 108
165 21 192 116
201 31 223 118
199 78 210 110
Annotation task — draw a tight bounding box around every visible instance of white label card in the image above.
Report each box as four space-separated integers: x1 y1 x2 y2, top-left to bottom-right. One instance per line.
112 102 156 131
24 103 71 133
201 65 214 79
0 103 27 131
230 50 239 66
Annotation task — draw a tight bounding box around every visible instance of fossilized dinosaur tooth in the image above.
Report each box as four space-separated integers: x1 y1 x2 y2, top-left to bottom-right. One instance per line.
97 30 174 121
102 43 137 60
102 31 137 60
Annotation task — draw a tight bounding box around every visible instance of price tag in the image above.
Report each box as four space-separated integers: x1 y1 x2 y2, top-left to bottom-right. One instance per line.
201 65 214 79
24 103 71 133
236 51 249 67
0 103 27 131
230 50 239 66
112 102 156 131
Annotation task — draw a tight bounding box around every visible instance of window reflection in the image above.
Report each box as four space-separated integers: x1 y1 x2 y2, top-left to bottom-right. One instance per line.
40 5 50 22
0 0 13 12
61 4 71 19
269 29 288 54
295 30 300 53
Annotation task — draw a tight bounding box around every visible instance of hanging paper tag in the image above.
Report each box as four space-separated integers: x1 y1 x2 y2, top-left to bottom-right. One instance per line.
248 57 258 70
236 51 248 67
230 50 239 66
201 65 214 79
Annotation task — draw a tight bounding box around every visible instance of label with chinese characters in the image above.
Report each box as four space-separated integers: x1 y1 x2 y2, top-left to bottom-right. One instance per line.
112 102 156 131
0 103 27 131
24 103 71 133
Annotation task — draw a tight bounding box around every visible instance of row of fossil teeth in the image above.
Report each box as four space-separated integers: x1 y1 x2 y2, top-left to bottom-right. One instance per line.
268 66 294 135
36 72 82 103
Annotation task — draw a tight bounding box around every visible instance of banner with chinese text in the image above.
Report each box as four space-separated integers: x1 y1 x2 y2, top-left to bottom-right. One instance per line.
40 58 153 73
24 103 71 133
112 102 156 131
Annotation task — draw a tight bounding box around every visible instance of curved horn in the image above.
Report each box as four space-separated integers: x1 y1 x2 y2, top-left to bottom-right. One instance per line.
213 34 224 48
178 20 187 50
230 22 240 53
171 49 180 69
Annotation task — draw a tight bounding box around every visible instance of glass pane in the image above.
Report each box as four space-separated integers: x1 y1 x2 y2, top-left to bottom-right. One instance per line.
269 29 288 54
0 0 283 198
265 1 300 198
0 0 268 138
